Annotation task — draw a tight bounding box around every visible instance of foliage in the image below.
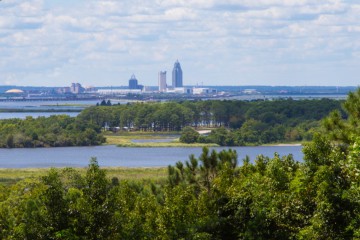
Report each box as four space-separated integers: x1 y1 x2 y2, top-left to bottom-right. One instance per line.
0 115 105 148
1 90 360 238
179 126 200 143
78 98 343 145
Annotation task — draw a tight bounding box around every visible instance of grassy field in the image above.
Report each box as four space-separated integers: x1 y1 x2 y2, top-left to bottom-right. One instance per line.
104 132 218 148
0 167 168 186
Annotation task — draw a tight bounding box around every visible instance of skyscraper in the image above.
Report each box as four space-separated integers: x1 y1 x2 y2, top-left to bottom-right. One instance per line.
128 74 138 89
158 71 167 92
70 83 84 94
172 60 183 88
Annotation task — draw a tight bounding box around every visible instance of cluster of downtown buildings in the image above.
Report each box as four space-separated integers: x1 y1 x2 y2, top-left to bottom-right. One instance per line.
128 60 185 93
158 60 183 92
1 60 217 100
128 60 215 95
54 60 214 97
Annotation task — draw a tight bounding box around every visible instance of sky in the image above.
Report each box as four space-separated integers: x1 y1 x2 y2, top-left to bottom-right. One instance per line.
0 0 359 87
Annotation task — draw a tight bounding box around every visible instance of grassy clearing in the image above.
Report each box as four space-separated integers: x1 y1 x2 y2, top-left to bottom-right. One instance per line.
105 167 167 182
105 134 218 148
0 167 168 186
0 168 49 186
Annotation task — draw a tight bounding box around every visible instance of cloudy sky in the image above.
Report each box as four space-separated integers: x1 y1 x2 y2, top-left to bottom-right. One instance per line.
0 0 359 87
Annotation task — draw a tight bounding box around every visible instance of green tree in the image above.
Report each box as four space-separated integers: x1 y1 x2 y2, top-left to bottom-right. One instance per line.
179 126 200 143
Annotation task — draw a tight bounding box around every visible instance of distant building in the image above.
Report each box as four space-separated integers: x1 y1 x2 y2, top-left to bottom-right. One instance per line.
193 87 217 95
70 83 84 94
172 60 183 88
158 71 167 92
166 87 192 94
142 86 153 92
84 86 96 93
243 89 259 94
129 74 138 89
5 89 24 94
57 87 71 94
97 89 142 95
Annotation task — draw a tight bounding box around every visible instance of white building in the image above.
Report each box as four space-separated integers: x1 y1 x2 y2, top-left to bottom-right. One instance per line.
166 87 193 94
192 87 217 95
158 71 167 92
242 89 259 94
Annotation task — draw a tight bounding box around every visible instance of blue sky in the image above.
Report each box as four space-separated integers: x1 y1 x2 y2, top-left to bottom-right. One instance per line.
0 0 359 87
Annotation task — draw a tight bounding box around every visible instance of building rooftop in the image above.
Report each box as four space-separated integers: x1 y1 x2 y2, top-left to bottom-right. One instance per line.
5 89 24 94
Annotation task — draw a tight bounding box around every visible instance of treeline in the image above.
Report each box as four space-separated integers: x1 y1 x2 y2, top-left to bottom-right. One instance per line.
0 90 359 239
79 98 343 144
0 115 105 148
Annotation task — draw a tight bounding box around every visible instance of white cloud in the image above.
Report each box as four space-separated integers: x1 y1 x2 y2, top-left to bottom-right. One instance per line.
0 0 359 86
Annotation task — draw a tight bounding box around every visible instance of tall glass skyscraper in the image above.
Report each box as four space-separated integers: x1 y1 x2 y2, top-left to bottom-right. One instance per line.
172 60 183 88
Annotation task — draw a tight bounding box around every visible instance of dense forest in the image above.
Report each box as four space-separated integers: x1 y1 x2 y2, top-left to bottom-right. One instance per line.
0 115 105 148
79 98 343 145
0 89 360 239
0 98 345 148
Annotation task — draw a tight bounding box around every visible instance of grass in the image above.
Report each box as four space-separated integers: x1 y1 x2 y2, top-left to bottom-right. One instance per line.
105 167 167 182
104 133 218 148
0 168 50 185
0 167 168 186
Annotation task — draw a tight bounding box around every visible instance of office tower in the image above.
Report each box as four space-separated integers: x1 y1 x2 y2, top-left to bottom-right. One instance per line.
172 60 183 88
158 71 167 92
70 83 84 94
128 74 138 89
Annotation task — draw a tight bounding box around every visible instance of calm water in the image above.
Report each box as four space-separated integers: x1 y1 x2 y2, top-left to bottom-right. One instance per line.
0 112 79 119
0 100 98 109
0 145 303 168
227 94 347 101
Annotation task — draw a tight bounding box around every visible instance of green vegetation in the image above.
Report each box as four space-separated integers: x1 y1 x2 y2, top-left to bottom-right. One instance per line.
0 90 359 239
179 126 200 143
0 167 167 186
104 131 216 147
0 98 343 148
78 98 343 145
106 134 216 147
0 115 105 148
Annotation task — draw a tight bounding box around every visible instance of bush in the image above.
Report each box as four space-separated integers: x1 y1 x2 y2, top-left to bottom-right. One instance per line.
179 127 200 143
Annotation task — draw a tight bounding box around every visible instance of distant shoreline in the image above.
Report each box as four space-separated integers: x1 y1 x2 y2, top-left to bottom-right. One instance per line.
264 143 302 147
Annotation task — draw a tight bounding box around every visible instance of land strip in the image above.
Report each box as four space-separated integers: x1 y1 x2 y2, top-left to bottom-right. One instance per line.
0 167 168 186
104 132 218 147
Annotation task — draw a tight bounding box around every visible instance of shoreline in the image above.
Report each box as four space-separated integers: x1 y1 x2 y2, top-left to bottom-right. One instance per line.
265 143 302 147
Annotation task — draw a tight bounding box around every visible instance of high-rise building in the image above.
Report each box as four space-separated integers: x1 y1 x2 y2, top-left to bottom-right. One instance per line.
158 71 167 92
128 74 138 89
70 83 84 94
172 60 183 88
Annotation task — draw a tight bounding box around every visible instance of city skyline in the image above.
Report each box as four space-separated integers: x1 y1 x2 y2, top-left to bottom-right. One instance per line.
1 1 360 87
